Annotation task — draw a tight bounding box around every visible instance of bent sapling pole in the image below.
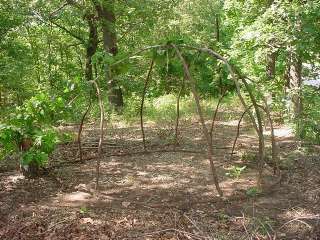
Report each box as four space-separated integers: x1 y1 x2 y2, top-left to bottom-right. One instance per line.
174 73 185 149
180 45 266 189
240 78 265 188
77 95 92 163
111 43 270 189
140 59 154 151
90 80 105 191
230 104 254 160
210 90 227 139
172 44 223 197
231 103 279 177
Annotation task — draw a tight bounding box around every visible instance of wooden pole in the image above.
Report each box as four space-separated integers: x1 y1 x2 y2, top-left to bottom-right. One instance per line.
140 59 154 151
172 44 223 197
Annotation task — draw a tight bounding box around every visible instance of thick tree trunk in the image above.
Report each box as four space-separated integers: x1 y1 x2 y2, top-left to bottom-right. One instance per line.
19 138 41 178
93 0 124 109
84 13 98 83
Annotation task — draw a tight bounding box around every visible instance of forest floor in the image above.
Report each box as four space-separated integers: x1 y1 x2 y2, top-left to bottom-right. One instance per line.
0 111 320 240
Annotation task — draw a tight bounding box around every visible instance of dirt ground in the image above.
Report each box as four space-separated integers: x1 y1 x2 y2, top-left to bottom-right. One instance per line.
1 113 320 240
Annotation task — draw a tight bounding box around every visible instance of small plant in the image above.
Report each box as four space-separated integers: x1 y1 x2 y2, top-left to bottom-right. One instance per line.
226 165 246 179
246 186 262 197
247 216 275 237
59 132 76 144
79 206 89 214
241 152 256 163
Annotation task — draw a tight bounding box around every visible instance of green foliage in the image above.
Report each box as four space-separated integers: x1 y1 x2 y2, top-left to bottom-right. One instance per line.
246 186 262 198
121 94 226 124
295 86 320 144
0 92 62 169
245 216 275 237
241 152 257 163
0 124 21 159
79 206 89 214
21 150 48 167
226 165 246 179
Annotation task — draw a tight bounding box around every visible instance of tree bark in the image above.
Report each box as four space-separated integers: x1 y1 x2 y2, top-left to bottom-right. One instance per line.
266 51 277 80
93 0 124 110
84 13 98 83
77 13 98 163
215 16 220 42
288 53 303 119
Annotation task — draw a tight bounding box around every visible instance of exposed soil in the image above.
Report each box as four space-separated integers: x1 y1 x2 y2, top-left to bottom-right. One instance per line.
1 112 320 240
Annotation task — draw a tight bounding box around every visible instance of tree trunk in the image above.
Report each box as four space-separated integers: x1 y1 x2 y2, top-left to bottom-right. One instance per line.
84 13 98 83
266 51 277 80
288 53 303 119
19 138 40 178
93 0 124 110
77 13 98 163
215 16 220 42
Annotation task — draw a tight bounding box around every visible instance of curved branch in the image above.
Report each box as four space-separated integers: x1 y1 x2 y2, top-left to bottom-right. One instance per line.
171 44 223 197
90 80 105 190
77 96 92 163
231 103 279 175
179 45 266 188
178 45 260 134
210 90 227 138
140 59 154 151
110 43 269 187
241 78 265 187
174 71 186 149
230 105 254 160
242 76 280 175
49 20 85 43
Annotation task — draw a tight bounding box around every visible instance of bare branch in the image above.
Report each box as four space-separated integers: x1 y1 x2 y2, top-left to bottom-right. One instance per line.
140 59 154 151
90 80 105 190
171 44 223 197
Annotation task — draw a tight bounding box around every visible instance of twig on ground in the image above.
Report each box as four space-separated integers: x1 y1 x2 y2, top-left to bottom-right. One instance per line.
183 213 207 237
130 228 208 240
279 215 320 230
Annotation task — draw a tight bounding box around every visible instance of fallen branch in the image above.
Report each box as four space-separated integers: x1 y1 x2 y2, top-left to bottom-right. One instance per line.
279 215 320 230
130 228 207 240
48 148 233 170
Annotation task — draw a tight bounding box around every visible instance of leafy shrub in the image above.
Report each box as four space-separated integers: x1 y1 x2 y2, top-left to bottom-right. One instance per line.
0 92 62 175
294 86 320 144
